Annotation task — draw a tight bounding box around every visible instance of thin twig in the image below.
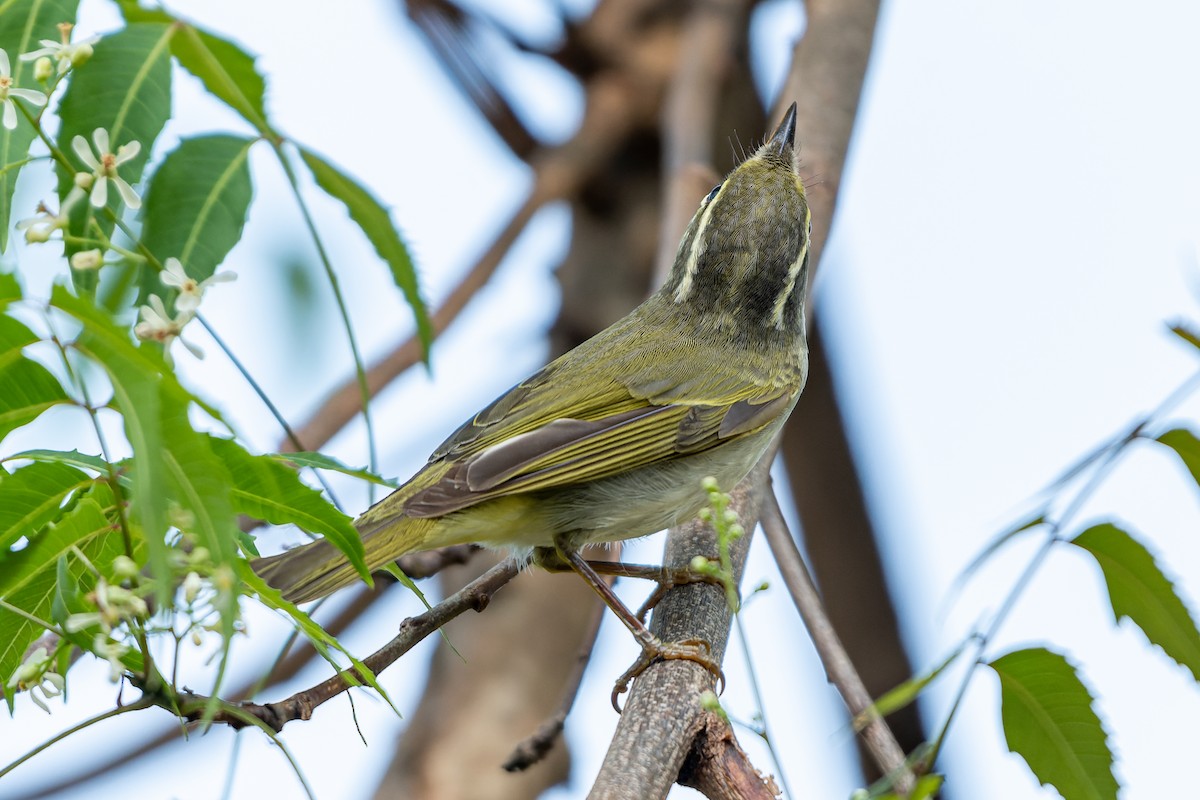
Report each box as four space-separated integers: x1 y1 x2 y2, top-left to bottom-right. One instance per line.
136 560 519 733
759 489 915 794
502 597 607 771
280 75 645 454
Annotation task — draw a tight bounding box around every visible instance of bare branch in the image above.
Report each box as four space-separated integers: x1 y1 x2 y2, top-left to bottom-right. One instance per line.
760 490 915 793
679 714 780 800
280 74 649 454
502 599 606 771
590 454 773 798
138 560 520 733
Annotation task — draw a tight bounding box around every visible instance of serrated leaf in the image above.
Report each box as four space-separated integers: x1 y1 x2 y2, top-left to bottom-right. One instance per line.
990 647 1118 800
0 492 125 709
856 645 964 730
0 0 79 251
269 451 399 488
1156 427 1200 489
210 438 368 583
0 460 93 551
1072 523 1200 682
240 562 396 715
55 23 172 281
50 285 171 599
116 1 270 133
141 135 254 298
0 314 70 440
158 393 239 638
2 448 112 474
298 147 431 360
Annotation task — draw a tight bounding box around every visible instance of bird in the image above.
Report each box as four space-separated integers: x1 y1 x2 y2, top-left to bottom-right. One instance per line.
253 103 810 686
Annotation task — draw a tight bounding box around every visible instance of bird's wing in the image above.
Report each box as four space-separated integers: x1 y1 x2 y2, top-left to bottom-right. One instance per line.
403 358 794 518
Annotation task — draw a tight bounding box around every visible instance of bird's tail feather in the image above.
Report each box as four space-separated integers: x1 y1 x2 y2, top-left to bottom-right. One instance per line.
251 537 366 604
251 513 442 604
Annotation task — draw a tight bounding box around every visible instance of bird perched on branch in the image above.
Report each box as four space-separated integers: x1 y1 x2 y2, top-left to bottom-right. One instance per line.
254 103 810 685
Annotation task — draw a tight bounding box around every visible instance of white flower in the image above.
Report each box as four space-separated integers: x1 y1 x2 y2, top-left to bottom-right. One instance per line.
0 49 47 130
92 634 129 682
71 128 141 209
69 248 104 270
134 295 203 360
6 646 64 713
182 571 203 604
160 257 236 313
20 24 98 75
16 187 85 243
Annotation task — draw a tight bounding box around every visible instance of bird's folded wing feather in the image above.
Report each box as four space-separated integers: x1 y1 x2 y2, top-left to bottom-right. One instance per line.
403 361 794 518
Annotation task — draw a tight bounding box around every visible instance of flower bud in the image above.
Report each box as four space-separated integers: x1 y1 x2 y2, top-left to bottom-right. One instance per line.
73 171 93 189
111 555 139 579
183 571 202 604
24 226 51 244
69 249 103 270
33 57 53 82
69 43 93 68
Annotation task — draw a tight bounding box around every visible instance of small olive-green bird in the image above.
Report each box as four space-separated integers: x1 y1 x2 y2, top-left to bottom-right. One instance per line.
254 104 811 613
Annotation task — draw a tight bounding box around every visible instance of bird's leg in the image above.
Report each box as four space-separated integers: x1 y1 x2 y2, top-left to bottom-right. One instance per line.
535 542 724 711
535 552 721 623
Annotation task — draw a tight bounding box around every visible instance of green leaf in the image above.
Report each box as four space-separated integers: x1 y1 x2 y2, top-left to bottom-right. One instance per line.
0 493 125 709
141 134 254 301
0 314 70 440
209 438 369 583
867 774 943 800
241 562 396 715
1156 427 1200 488
1071 523 1200 683
0 460 93 551
50 285 171 598
298 147 431 360
0 271 20 306
856 645 964 730
1169 322 1200 353
0 0 79 251
990 647 1118 800
116 1 270 133
952 512 1046 597
55 23 172 277
157 392 240 638
269 451 400 488
2 448 112 474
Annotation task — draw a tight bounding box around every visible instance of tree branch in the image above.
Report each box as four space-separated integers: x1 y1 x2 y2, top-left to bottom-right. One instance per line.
138 559 520 733
760 490 914 793
590 455 773 798
280 73 649 454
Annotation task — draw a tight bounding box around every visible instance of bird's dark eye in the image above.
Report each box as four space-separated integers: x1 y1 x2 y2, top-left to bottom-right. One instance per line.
704 183 722 203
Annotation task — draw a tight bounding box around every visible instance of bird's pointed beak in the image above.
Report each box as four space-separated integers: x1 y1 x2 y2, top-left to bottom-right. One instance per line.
761 102 797 162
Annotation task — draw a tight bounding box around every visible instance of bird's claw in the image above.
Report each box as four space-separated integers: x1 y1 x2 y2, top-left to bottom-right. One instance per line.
610 637 724 712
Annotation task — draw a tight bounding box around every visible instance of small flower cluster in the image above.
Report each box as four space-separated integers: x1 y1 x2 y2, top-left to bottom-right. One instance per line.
0 23 97 131
134 258 237 361
6 645 64 713
166 542 242 649
63 557 152 683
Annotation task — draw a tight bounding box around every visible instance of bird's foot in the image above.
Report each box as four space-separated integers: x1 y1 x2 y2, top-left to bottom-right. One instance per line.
610 636 724 712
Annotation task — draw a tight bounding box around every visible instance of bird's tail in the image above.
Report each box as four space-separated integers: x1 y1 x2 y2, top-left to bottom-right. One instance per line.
251 513 439 604
251 537 365 604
